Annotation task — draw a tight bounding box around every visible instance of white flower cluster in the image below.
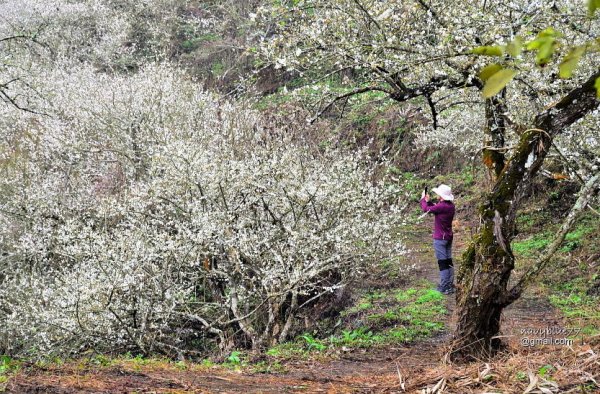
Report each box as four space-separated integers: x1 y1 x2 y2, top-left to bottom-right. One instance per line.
0 0 195 74
0 62 406 358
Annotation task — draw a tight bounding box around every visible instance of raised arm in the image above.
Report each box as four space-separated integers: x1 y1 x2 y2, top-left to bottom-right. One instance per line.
420 198 444 213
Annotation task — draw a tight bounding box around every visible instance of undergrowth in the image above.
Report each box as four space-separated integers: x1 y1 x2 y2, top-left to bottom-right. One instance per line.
513 187 599 340
263 280 447 363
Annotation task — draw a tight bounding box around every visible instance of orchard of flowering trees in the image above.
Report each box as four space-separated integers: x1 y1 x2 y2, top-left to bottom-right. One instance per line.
0 1 405 358
1 0 599 363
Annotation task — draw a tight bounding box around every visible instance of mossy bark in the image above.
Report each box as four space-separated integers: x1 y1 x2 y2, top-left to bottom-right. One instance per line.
450 69 600 361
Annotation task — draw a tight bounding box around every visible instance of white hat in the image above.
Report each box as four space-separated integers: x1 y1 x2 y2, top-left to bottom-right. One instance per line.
432 184 454 201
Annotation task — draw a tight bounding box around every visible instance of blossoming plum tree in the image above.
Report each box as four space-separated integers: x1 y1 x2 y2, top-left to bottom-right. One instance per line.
0 63 405 357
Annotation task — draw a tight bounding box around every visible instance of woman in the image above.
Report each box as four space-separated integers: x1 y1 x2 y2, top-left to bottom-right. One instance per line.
420 184 455 295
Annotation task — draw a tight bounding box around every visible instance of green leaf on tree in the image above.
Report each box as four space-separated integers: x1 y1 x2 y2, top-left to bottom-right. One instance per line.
482 68 517 98
479 64 503 81
471 45 504 57
525 28 557 49
559 46 586 78
506 37 523 58
536 39 556 65
526 28 559 65
595 76 600 97
540 27 559 38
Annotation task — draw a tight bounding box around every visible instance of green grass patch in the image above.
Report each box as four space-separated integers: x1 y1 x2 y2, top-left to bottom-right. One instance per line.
211 61 225 76
515 207 598 256
225 351 243 366
334 285 447 348
180 33 220 51
267 282 448 359
395 288 418 302
343 290 386 315
265 334 332 362
549 292 600 336
512 234 551 257
0 357 17 390
559 222 596 252
253 89 297 111
251 360 286 374
430 168 476 190
329 327 384 347
516 213 536 233
0 356 20 385
391 171 424 198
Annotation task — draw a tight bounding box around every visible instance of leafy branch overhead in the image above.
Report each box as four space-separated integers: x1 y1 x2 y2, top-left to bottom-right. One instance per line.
472 8 599 98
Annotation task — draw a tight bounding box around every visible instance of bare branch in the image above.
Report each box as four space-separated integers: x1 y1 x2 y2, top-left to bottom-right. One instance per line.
310 85 392 123
389 75 478 103
0 86 45 115
425 94 439 129
415 0 447 28
351 0 386 40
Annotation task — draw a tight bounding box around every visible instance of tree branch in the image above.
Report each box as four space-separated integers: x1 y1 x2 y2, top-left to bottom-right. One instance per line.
352 0 386 40
483 93 509 179
506 68 600 223
389 75 478 103
425 94 439 129
0 35 32 43
415 0 447 28
310 85 392 123
0 86 44 115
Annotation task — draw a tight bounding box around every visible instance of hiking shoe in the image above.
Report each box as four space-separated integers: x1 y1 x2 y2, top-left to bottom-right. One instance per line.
441 287 455 295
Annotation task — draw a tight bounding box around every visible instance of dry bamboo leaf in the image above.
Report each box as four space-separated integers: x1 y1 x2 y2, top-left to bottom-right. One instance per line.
582 353 598 366
577 349 593 357
455 377 475 387
478 363 496 384
581 372 598 386
479 363 492 381
544 380 559 388
524 370 538 393
396 362 406 392
431 377 446 393
421 377 446 394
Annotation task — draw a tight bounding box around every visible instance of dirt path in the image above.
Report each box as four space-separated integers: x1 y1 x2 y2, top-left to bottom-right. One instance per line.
6 220 568 394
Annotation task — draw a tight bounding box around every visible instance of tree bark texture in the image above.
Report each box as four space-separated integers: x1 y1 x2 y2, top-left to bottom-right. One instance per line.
450 70 600 361
483 92 508 179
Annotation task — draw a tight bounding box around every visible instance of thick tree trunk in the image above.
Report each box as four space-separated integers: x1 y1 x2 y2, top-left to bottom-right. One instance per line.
450 70 600 361
452 201 516 358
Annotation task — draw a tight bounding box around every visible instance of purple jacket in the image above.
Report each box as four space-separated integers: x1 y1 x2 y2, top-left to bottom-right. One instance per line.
420 198 455 240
